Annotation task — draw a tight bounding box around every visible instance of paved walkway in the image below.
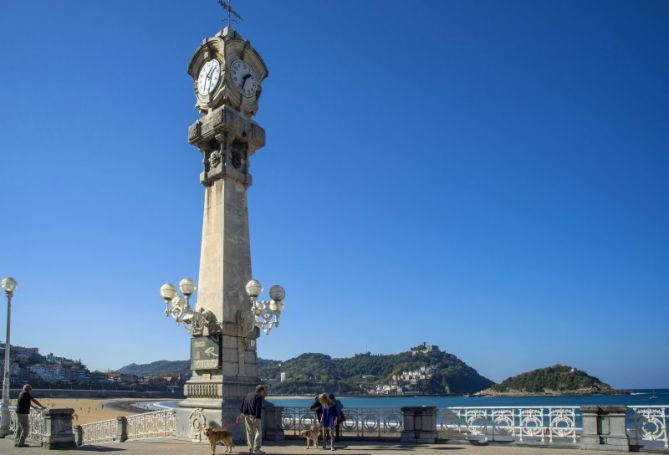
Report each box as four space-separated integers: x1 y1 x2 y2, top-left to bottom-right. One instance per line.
0 438 632 455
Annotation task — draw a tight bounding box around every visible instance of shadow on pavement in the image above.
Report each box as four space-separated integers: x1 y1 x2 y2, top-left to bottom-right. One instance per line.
336 444 466 452
74 447 126 452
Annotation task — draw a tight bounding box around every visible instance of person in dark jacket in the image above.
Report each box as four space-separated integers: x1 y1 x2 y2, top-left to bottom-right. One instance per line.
240 385 266 454
309 395 323 423
14 384 45 447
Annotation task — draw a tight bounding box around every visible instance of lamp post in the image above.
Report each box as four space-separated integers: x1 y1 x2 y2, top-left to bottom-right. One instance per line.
245 279 285 335
160 278 199 330
0 276 17 437
159 277 285 336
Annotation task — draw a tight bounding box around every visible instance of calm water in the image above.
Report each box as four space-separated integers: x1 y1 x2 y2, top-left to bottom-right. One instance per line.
158 389 669 409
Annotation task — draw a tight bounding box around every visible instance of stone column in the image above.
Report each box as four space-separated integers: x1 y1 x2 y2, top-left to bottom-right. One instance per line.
41 408 76 450
580 405 630 452
401 406 437 444
174 104 267 444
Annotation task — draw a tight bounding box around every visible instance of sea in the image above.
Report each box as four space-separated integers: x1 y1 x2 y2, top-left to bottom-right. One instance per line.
156 389 669 409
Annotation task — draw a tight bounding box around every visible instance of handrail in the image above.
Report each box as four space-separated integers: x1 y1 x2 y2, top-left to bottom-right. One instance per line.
8 406 45 443
445 405 583 410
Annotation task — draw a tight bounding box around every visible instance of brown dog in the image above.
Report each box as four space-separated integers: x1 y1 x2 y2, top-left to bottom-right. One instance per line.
299 424 321 449
204 427 234 454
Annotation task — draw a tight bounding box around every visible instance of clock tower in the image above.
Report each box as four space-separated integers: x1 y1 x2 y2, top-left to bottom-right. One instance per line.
173 26 272 441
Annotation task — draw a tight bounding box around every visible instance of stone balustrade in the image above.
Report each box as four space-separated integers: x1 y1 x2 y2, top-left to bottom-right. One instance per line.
9 403 669 451
77 409 176 445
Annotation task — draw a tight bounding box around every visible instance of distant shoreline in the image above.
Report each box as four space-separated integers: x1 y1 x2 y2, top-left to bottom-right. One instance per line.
103 398 175 414
270 391 633 399
267 394 460 399
268 394 473 399
475 390 627 397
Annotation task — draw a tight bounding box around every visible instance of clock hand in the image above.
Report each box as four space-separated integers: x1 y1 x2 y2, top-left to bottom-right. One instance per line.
241 74 251 90
208 65 216 84
206 74 213 93
203 66 215 93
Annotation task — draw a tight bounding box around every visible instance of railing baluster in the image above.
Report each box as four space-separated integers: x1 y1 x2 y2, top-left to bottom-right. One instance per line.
435 406 582 445
629 405 669 450
663 407 668 449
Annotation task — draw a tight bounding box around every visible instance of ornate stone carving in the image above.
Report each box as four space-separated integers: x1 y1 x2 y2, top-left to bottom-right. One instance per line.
189 408 206 442
188 308 223 337
186 383 220 399
195 114 257 187
208 150 222 167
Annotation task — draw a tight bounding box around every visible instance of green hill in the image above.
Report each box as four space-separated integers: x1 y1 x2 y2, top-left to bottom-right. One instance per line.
118 360 190 377
118 345 494 395
264 347 494 395
488 365 615 395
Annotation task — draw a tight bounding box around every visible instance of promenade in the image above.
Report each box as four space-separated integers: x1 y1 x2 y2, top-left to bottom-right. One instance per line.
0 438 631 455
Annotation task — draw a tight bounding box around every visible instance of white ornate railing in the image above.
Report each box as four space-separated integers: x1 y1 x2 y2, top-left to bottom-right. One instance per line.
628 406 668 449
9 407 44 443
79 418 117 444
79 409 177 445
126 409 176 440
437 406 580 444
281 407 403 438
70 403 669 451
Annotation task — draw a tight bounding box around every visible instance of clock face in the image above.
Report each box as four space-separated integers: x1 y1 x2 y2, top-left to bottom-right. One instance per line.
230 59 258 98
197 60 221 96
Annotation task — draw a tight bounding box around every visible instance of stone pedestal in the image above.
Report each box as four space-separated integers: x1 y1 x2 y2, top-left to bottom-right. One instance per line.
401 406 437 444
41 408 76 450
174 399 283 444
116 416 128 442
175 401 249 444
262 403 285 442
581 406 630 452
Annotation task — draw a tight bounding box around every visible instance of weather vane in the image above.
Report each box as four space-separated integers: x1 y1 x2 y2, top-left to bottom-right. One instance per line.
218 0 244 29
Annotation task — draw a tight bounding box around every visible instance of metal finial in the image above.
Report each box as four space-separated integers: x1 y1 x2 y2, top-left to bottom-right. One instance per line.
218 0 244 29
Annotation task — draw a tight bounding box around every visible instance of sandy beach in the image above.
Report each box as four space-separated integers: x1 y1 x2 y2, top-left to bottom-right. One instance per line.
12 398 170 425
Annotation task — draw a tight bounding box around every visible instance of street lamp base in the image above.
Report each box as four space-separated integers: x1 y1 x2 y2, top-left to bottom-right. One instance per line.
0 404 13 438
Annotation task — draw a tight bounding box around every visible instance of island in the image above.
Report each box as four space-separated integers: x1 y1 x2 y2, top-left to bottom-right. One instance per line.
477 364 620 396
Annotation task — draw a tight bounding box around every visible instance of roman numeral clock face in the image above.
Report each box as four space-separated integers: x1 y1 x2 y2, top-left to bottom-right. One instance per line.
230 59 258 98
197 59 221 96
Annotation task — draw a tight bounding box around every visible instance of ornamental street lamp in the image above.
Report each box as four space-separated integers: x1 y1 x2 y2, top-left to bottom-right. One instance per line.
159 277 285 337
0 276 17 437
245 279 285 335
160 278 200 330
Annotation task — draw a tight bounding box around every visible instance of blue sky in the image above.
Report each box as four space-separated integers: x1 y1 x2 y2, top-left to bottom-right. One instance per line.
0 0 667 389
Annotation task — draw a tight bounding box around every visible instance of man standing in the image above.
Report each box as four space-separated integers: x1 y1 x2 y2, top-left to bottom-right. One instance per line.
14 384 45 447
240 385 266 454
